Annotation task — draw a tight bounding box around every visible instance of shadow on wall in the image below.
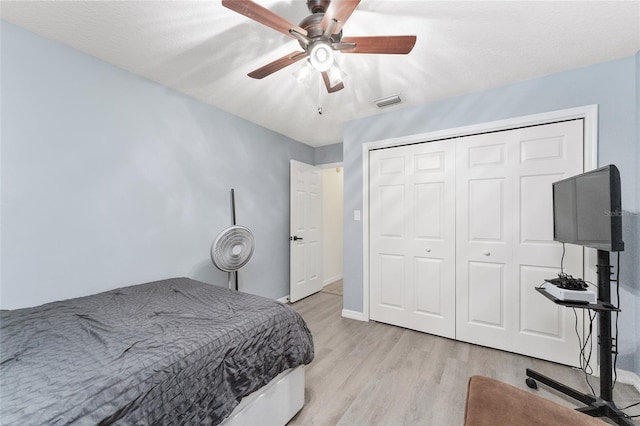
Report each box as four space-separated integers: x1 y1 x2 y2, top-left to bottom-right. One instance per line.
620 210 639 297
615 210 639 373
188 258 229 288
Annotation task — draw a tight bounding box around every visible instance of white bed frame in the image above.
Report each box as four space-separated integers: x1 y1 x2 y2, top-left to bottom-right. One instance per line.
220 365 305 426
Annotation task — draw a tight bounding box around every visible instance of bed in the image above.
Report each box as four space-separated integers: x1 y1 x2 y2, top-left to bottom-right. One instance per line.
0 277 314 425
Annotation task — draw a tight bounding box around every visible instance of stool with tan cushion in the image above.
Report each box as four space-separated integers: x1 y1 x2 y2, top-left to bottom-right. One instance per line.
464 375 607 426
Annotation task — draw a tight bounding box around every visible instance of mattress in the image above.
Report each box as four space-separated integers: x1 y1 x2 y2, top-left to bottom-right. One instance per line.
0 277 314 425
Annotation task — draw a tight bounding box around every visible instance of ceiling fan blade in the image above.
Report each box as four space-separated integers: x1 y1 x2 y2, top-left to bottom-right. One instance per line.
247 51 307 79
321 72 345 93
321 0 361 35
340 35 417 54
222 0 307 38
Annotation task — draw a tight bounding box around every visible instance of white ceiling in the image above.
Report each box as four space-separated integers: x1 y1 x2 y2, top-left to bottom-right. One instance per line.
2 1 639 147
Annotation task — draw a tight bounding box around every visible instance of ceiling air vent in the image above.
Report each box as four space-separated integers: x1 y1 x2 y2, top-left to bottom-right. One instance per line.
374 94 402 108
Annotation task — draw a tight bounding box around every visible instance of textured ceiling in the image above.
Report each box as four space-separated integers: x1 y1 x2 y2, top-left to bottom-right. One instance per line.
2 1 639 147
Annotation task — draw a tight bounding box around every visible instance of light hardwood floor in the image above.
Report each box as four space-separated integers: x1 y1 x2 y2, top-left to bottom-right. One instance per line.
288 290 640 425
322 280 343 296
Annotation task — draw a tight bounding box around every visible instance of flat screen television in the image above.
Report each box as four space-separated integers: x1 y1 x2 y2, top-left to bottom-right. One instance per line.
552 165 624 252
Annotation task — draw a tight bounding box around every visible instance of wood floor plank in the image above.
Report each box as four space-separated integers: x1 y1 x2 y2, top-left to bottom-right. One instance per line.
292 323 406 425
288 289 640 425
322 280 344 296
338 330 434 425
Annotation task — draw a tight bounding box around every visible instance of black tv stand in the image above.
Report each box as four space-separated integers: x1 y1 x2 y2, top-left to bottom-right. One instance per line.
526 250 634 426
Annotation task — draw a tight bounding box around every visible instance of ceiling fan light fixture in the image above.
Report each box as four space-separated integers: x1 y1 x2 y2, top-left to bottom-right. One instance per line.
326 62 346 88
309 42 334 72
293 60 315 88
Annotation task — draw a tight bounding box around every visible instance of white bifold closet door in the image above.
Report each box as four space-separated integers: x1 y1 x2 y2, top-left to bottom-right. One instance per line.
369 140 456 338
455 121 584 365
369 120 585 366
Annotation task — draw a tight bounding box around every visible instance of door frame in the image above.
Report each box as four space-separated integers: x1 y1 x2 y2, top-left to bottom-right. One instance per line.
317 162 344 287
362 105 598 323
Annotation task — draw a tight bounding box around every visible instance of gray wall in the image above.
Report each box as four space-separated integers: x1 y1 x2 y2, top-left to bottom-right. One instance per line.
0 22 313 308
343 53 640 375
636 50 640 378
314 142 343 165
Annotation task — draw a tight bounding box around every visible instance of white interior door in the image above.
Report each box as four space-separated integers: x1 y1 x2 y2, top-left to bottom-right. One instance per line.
369 140 456 338
455 120 584 366
290 160 323 303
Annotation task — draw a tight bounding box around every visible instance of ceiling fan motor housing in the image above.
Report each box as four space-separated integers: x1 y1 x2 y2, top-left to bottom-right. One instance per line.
298 13 342 48
307 0 330 14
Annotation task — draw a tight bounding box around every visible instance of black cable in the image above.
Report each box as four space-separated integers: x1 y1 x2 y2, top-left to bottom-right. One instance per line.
552 245 599 397
621 411 640 420
585 311 596 394
586 310 595 372
620 401 640 410
572 307 596 396
614 251 620 305
613 251 620 389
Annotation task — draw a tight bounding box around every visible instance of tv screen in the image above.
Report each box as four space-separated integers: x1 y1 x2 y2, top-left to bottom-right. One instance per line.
552 165 624 252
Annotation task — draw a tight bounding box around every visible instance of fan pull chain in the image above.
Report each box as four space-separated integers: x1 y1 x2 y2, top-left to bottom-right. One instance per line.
317 73 323 115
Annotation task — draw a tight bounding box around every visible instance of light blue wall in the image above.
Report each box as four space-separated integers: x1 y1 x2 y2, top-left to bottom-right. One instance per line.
344 54 640 374
0 22 314 308
314 142 343 165
635 50 640 378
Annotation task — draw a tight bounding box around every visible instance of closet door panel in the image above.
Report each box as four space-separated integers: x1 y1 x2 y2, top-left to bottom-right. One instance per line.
511 121 585 363
378 254 405 308
456 120 585 367
455 131 516 347
519 265 566 339
370 141 456 338
467 261 506 328
414 257 445 317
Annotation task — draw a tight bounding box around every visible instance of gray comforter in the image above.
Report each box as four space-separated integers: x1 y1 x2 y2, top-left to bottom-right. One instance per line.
0 277 314 425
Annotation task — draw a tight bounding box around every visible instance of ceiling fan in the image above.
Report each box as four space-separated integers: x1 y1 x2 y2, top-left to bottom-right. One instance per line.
222 0 417 93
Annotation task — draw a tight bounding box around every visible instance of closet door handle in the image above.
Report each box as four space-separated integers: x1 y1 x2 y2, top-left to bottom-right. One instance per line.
291 236 304 241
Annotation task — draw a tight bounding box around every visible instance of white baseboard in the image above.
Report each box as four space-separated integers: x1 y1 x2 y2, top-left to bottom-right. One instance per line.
615 368 640 393
323 275 343 286
342 309 368 322
276 295 289 304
